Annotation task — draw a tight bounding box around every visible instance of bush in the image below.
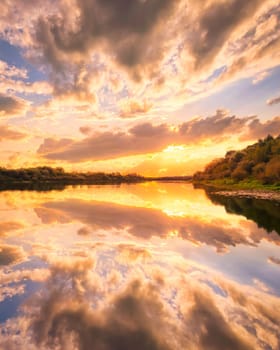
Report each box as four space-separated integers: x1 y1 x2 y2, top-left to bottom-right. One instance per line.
194 134 280 185
232 167 248 181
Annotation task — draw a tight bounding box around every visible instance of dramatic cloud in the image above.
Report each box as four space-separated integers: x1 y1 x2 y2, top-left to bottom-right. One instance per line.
37 111 280 162
34 0 179 73
0 0 280 171
187 0 265 69
31 280 176 350
30 0 278 93
0 94 27 117
181 289 252 350
1 242 279 349
213 3 280 84
0 244 26 266
0 0 279 124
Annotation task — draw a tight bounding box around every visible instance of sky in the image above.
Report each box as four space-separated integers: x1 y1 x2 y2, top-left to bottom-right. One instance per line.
0 0 280 176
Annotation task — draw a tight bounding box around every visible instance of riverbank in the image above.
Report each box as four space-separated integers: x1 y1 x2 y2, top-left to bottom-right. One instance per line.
193 179 280 190
208 189 280 202
193 179 280 202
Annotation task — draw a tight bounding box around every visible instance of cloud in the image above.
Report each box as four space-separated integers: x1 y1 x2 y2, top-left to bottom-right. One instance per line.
0 207 279 350
37 111 280 162
35 198 280 253
37 110 255 162
3 243 279 350
0 0 56 46
119 99 153 119
0 125 27 141
268 256 280 266
0 221 25 237
0 93 28 117
0 244 26 266
28 276 176 350
77 226 91 236
0 58 53 97
252 70 270 84
267 94 280 105
187 0 265 70
216 277 280 328
0 0 278 121
37 137 74 156
34 0 179 73
182 289 253 350
210 4 280 85
79 126 92 136
0 60 27 79
0 0 279 121
179 109 251 140
0 268 50 303
241 116 280 140
37 125 171 161
29 0 183 100
116 244 152 264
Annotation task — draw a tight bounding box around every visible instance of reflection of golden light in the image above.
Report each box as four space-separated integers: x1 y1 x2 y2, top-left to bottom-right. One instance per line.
168 230 179 238
2 182 244 226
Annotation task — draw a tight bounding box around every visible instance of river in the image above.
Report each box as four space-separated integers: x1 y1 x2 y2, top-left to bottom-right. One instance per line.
0 182 279 349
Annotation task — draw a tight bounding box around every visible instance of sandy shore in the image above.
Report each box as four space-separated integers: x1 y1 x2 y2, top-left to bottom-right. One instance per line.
213 190 280 202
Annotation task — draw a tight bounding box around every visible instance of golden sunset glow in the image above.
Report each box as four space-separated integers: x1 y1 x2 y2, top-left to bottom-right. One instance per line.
0 0 279 175
0 182 256 230
1 5 280 346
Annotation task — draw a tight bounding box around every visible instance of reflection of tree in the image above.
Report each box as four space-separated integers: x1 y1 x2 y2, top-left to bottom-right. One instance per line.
0 167 144 191
0 181 67 192
206 192 280 235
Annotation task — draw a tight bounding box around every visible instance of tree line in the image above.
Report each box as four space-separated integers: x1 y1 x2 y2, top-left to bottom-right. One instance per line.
194 135 280 185
0 166 144 185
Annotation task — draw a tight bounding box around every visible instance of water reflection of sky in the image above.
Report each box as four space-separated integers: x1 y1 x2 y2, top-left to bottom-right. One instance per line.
0 183 280 349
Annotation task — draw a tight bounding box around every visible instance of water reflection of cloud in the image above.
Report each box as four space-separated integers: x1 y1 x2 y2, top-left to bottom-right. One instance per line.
268 256 280 266
0 268 49 303
35 199 280 253
1 244 279 350
0 244 26 266
0 221 25 237
1 185 280 349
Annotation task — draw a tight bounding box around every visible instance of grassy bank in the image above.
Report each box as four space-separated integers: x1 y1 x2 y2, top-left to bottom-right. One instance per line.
193 179 280 191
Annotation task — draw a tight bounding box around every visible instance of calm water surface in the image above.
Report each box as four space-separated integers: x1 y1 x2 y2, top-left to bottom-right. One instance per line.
0 183 279 349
